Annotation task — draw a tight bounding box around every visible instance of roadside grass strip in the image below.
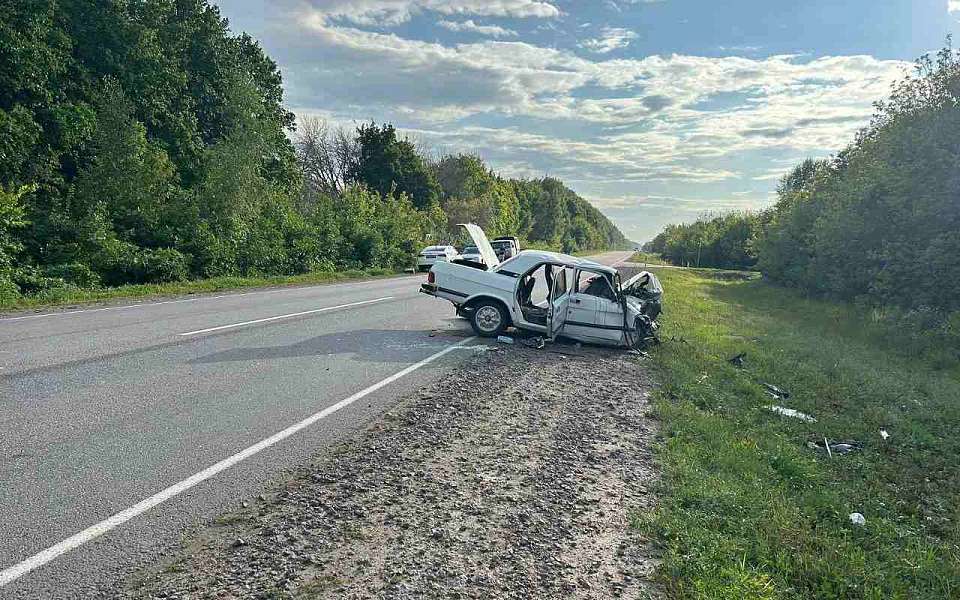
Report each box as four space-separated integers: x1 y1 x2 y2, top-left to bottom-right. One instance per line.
0 268 405 314
636 269 960 599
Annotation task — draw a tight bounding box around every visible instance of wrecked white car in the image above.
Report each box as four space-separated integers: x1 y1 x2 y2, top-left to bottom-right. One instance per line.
420 224 662 348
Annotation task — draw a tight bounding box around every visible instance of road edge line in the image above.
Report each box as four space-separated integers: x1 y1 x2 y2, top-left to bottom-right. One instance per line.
0 335 477 588
177 296 395 336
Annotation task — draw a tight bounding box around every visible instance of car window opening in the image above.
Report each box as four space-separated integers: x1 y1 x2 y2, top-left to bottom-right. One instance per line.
577 271 617 302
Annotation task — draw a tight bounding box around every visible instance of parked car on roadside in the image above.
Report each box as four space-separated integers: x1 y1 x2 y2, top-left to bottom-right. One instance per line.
459 245 484 265
490 237 520 261
416 245 460 272
420 224 662 348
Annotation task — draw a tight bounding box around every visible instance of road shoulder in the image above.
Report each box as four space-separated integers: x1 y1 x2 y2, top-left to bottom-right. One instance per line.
116 343 661 599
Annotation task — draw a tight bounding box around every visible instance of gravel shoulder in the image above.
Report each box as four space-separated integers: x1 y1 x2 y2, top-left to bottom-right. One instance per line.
115 342 661 599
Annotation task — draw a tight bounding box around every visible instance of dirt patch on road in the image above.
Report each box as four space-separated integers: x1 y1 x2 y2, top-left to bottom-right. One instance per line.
118 345 660 599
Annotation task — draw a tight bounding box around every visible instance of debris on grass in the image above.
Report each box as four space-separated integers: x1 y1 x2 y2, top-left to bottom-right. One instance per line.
761 382 790 400
728 352 746 367
849 513 866 526
828 440 862 455
880 429 890 440
765 405 817 423
807 438 864 456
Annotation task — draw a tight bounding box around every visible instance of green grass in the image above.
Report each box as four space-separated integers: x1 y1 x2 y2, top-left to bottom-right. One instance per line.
639 269 960 599
0 268 405 312
630 252 672 265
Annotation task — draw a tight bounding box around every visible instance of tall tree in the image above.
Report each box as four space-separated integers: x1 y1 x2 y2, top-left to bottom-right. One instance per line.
350 123 441 210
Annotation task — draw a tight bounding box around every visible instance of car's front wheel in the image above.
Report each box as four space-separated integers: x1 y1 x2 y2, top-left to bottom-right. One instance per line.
469 300 508 337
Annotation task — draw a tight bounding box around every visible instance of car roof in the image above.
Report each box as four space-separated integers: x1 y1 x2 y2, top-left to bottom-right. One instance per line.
499 250 618 275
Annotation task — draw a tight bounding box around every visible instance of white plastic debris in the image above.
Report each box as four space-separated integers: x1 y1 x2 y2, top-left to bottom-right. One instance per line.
880 429 890 440
849 512 866 526
765 405 817 423
497 335 515 345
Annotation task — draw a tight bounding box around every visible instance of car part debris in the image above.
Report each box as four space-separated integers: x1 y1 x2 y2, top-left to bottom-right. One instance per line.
880 429 890 440
849 512 866 526
729 353 746 367
761 382 790 400
807 438 863 456
765 405 817 423
520 336 545 349
497 335 515 345
828 440 862 454
621 271 663 320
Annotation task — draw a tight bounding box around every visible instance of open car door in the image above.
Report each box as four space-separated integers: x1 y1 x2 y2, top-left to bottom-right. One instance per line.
547 266 571 340
459 223 500 270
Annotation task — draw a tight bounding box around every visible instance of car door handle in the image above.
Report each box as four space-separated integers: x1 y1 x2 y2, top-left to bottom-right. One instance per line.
571 298 581 304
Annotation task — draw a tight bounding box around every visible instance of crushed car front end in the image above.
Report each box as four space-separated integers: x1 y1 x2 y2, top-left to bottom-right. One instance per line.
619 271 664 349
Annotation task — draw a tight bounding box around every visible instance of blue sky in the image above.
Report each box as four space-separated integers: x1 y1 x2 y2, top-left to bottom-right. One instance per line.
215 0 960 242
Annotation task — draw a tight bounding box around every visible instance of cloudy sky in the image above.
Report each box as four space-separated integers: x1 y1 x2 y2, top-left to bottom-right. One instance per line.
215 0 960 242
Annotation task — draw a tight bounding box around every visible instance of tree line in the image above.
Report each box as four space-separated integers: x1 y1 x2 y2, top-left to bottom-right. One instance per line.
644 42 960 325
0 0 628 302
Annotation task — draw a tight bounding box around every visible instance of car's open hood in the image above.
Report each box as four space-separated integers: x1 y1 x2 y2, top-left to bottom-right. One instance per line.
459 223 500 269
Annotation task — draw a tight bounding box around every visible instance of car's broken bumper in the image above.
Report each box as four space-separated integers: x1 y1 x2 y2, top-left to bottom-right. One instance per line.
420 283 438 297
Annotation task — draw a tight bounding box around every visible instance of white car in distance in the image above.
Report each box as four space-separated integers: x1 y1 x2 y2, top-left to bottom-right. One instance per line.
460 245 484 265
417 245 460 272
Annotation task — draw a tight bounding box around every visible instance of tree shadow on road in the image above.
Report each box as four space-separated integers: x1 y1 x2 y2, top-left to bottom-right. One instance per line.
188 326 475 366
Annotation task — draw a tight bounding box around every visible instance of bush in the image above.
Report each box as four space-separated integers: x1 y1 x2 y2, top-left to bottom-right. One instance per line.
0 277 20 304
12 265 70 295
43 263 102 287
94 240 189 285
139 248 190 283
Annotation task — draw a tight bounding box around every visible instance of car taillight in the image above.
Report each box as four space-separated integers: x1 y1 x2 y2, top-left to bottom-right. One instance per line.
427 271 435 284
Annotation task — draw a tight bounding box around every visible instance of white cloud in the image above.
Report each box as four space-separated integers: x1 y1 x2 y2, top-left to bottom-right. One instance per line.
286 14 908 191
437 19 517 38
579 27 639 54
228 4 912 236
605 0 665 11
305 0 560 26
949 0 960 13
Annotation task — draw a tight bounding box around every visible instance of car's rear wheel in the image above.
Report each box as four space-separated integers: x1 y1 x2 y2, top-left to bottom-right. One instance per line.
469 300 508 337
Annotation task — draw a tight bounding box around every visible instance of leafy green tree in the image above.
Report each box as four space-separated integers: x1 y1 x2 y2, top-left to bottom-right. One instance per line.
755 43 960 317
351 123 440 210
0 184 32 300
0 1 629 301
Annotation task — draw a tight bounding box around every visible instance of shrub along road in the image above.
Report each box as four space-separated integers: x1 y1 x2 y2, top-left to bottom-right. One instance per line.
0 251 631 599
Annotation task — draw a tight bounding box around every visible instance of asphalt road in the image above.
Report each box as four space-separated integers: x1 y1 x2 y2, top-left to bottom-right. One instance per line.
0 250 632 599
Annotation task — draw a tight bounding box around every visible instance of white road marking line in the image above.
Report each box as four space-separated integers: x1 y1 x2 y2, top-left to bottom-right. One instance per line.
178 297 395 336
0 276 416 323
0 336 477 588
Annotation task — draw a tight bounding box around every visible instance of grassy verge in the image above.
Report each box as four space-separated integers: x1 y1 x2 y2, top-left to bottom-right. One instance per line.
0 268 406 313
638 268 959 599
629 252 672 265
